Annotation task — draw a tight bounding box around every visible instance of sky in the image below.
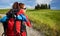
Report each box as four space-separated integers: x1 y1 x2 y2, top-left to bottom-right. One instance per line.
0 0 60 9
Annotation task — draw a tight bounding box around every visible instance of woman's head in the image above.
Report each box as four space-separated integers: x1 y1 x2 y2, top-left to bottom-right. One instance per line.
12 2 20 9
19 3 26 13
19 3 25 9
7 2 20 15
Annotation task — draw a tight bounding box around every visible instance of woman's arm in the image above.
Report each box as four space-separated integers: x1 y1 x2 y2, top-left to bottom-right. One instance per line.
16 14 27 21
0 16 7 23
17 9 32 27
17 14 32 27
24 15 32 27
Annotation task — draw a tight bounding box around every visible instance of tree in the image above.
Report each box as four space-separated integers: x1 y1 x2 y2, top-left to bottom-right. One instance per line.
49 4 50 9
35 4 50 9
35 4 40 9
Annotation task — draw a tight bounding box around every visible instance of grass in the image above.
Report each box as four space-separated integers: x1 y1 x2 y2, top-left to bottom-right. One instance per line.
26 9 60 36
0 9 60 36
0 9 9 14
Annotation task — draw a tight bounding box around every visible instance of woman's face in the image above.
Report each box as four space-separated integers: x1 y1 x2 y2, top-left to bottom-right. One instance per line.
19 3 26 13
23 5 26 13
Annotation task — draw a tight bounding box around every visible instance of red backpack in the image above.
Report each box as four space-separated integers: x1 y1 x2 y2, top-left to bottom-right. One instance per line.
2 9 27 36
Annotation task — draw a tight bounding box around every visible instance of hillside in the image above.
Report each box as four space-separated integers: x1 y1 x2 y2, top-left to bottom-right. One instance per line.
0 9 60 36
26 9 60 36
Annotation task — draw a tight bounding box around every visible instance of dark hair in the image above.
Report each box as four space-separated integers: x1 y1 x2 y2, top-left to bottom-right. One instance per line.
19 3 24 5
12 2 20 9
6 2 20 16
19 3 25 9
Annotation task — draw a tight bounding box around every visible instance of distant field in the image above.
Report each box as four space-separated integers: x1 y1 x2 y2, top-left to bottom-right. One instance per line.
0 9 60 36
26 9 60 29
0 9 9 14
26 9 60 36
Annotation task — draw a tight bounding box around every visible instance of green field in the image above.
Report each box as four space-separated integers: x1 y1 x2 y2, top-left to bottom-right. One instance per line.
0 9 60 36
0 9 9 14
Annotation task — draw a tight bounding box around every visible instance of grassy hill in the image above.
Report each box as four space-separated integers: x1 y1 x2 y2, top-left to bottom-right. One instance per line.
0 9 60 36
26 9 60 36
0 9 9 14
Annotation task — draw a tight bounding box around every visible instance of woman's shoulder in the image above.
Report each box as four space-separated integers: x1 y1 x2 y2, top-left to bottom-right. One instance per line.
19 9 24 13
6 9 12 15
17 9 24 15
0 16 7 22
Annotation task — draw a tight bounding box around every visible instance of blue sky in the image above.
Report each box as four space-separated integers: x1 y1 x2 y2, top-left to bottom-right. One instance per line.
0 0 60 9
51 0 60 9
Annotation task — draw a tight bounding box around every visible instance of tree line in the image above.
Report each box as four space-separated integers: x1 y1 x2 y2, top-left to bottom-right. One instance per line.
35 4 50 9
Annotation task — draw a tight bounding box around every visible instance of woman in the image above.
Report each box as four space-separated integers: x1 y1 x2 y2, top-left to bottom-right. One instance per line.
0 2 31 36
18 3 31 27
17 3 32 36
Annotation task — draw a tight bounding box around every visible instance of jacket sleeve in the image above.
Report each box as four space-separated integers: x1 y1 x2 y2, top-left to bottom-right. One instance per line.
21 14 32 27
17 9 32 27
24 15 32 27
17 14 32 27
16 14 27 21
0 16 7 23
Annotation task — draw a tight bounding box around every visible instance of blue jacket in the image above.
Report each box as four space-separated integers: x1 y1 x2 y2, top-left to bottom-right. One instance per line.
0 16 7 22
0 14 27 23
17 14 27 21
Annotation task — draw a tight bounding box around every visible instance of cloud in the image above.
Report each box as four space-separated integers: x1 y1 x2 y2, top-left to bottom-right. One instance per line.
25 5 35 9
0 0 60 10
0 0 20 9
36 0 52 5
0 6 11 9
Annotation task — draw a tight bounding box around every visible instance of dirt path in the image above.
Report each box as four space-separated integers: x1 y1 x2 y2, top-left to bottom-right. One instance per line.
0 14 44 36
26 26 43 36
0 23 4 36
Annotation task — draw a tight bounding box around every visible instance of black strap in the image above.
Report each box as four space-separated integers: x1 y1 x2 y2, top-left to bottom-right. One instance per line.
14 17 17 36
20 20 23 36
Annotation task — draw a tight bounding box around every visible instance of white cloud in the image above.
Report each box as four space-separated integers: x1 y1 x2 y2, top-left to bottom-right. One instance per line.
0 6 11 9
26 5 35 9
36 0 52 5
10 3 13 6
